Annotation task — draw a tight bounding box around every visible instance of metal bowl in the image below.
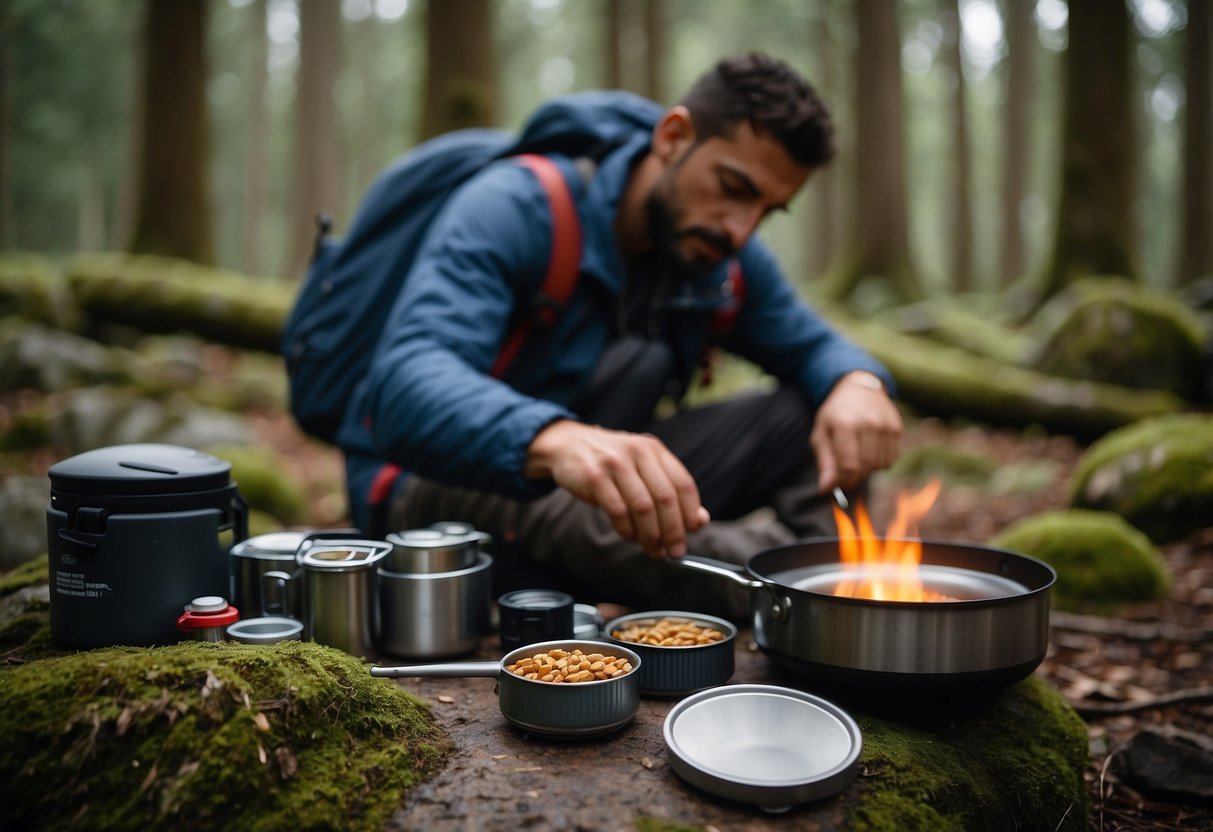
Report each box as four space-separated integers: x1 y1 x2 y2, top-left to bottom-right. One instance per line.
663 684 862 813
603 610 736 696
226 616 304 644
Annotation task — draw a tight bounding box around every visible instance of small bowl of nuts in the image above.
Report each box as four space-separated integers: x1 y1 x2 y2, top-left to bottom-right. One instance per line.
603 611 737 696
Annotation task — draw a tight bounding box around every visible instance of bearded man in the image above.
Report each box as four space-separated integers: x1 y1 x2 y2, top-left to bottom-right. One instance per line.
343 52 902 618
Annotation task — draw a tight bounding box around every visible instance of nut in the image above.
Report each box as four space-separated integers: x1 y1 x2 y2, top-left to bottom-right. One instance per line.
505 648 634 683
610 617 726 647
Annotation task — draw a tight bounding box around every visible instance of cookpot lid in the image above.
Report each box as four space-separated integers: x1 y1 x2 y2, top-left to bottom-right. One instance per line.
49 444 232 497
663 684 861 813
230 531 309 561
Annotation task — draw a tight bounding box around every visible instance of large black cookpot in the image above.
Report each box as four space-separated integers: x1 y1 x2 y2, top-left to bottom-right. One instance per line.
677 538 1056 698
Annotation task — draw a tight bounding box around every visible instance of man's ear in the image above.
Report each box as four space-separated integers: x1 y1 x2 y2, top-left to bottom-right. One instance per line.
651 106 697 163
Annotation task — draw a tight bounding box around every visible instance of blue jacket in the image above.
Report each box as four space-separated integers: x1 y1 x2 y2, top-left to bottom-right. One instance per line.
341 132 892 530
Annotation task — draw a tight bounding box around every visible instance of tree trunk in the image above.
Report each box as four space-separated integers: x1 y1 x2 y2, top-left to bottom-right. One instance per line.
643 0 665 102
1000 0 1034 287
827 0 924 306
1038 0 1139 302
285 0 343 281
943 2 973 292
806 6 839 278
0 3 11 249
604 0 623 89
420 0 497 141
352 11 380 193
1179 0 1213 285
128 0 214 265
242 0 269 277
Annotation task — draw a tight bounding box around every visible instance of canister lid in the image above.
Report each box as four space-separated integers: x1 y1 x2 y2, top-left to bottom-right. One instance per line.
177 597 240 631
299 540 392 572
49 444 232 497
230 531 309 561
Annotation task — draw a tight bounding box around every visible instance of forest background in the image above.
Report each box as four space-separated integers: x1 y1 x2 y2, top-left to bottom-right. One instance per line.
3 0 1209 310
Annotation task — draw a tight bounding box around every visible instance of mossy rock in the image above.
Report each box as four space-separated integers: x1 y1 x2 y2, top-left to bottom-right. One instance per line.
853 676 1088 831
1069 413 1213 542
1026 278 1209 402
0 640 451 831
990 510 1169 613
205 444 308 527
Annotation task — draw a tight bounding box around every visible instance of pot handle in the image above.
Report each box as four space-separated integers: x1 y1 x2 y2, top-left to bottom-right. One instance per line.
370 662 500 678
677 555 765 591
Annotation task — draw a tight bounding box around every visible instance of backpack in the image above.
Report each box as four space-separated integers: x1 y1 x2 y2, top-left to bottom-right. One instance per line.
281 92 663 444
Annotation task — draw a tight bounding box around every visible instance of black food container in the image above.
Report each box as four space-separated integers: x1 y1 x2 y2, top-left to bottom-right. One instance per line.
46 444 248 648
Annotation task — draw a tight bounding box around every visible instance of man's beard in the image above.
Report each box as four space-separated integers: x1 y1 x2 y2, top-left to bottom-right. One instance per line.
645 173 735 279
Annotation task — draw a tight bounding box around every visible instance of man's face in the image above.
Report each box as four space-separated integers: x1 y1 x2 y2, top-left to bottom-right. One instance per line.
646 120 811 274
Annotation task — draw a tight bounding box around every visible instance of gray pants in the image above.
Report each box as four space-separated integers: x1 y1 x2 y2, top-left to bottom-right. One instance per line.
389 387 847 621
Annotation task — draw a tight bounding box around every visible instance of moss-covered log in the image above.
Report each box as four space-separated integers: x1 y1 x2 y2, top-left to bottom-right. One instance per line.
835 317 1184 437
66 253 292 353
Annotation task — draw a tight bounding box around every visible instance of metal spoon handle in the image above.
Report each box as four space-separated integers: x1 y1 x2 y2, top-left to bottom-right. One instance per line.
832 487 850 511
370 662 500 678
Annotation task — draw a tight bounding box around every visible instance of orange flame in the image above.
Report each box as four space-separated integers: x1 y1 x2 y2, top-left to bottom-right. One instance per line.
831 479 943 601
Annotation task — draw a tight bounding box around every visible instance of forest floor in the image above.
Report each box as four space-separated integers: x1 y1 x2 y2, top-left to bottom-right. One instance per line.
249 412 1213 831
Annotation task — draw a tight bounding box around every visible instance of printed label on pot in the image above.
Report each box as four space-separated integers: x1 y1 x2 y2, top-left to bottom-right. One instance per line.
55 570 112 599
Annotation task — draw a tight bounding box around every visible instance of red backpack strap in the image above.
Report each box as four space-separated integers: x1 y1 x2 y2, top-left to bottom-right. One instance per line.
489 153 583 378
700 258 746 387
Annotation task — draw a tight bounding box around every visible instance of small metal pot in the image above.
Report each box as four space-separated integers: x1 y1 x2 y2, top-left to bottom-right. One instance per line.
603 611 736 697
386 528 480 573
370 639 642 739
299 539 391 657
378 552 493 659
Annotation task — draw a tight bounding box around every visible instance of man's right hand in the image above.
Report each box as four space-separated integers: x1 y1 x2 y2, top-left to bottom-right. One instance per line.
524 419 711 559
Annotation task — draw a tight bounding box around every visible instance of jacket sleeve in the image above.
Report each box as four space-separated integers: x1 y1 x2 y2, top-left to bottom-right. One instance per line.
362 161 575 499
725 238 895 408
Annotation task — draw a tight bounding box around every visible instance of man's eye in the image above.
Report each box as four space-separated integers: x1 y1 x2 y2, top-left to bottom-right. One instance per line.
720 178 746 197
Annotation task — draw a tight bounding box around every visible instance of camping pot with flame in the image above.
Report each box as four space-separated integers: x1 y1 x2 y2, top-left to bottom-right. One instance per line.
677 538 1055 698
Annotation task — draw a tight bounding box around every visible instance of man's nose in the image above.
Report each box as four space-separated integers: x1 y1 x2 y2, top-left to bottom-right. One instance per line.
722 205 764 249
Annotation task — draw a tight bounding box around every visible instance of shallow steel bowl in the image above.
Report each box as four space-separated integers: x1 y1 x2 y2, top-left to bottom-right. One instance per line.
663 684 862 813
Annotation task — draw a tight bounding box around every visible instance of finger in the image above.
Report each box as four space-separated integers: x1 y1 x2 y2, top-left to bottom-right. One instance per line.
579 467 637 544
652 447 706 552
610 456 667 557
831 425 863 490
634 449 688 557
811 427 838 493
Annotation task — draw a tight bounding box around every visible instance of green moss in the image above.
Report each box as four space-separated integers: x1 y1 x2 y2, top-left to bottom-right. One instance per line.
0 641 450 831
1027 278 1207 401
205 444 308 527
990 510 1169 612
852 676 1088 832
0 253 77 328
1069 413 1213 542
1 556 49 597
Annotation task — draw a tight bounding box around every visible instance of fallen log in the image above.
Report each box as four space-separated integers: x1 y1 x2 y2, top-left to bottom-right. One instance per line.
833 316 1185 437
22 254 1190 438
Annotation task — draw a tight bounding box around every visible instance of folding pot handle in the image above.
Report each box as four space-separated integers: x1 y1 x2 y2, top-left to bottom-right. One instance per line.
370 662 500 678
677 556 765 591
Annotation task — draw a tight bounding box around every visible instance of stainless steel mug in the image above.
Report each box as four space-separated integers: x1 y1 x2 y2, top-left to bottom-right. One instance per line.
298 539 391 657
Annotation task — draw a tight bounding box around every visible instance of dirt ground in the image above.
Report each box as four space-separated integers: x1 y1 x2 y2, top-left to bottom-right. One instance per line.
264 415 1213 831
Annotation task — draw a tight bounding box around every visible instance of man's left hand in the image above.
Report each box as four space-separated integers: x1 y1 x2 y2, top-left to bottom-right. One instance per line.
810 371 903 494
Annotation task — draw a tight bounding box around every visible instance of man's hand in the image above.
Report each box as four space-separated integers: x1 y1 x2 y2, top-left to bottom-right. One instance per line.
524 420 711 559
810 371 903 494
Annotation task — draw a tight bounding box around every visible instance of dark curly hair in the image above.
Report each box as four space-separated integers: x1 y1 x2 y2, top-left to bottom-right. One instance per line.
678 52 834 168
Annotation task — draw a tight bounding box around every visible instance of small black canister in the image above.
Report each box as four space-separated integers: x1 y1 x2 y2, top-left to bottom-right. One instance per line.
497 589 575 651
46 444 249 648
